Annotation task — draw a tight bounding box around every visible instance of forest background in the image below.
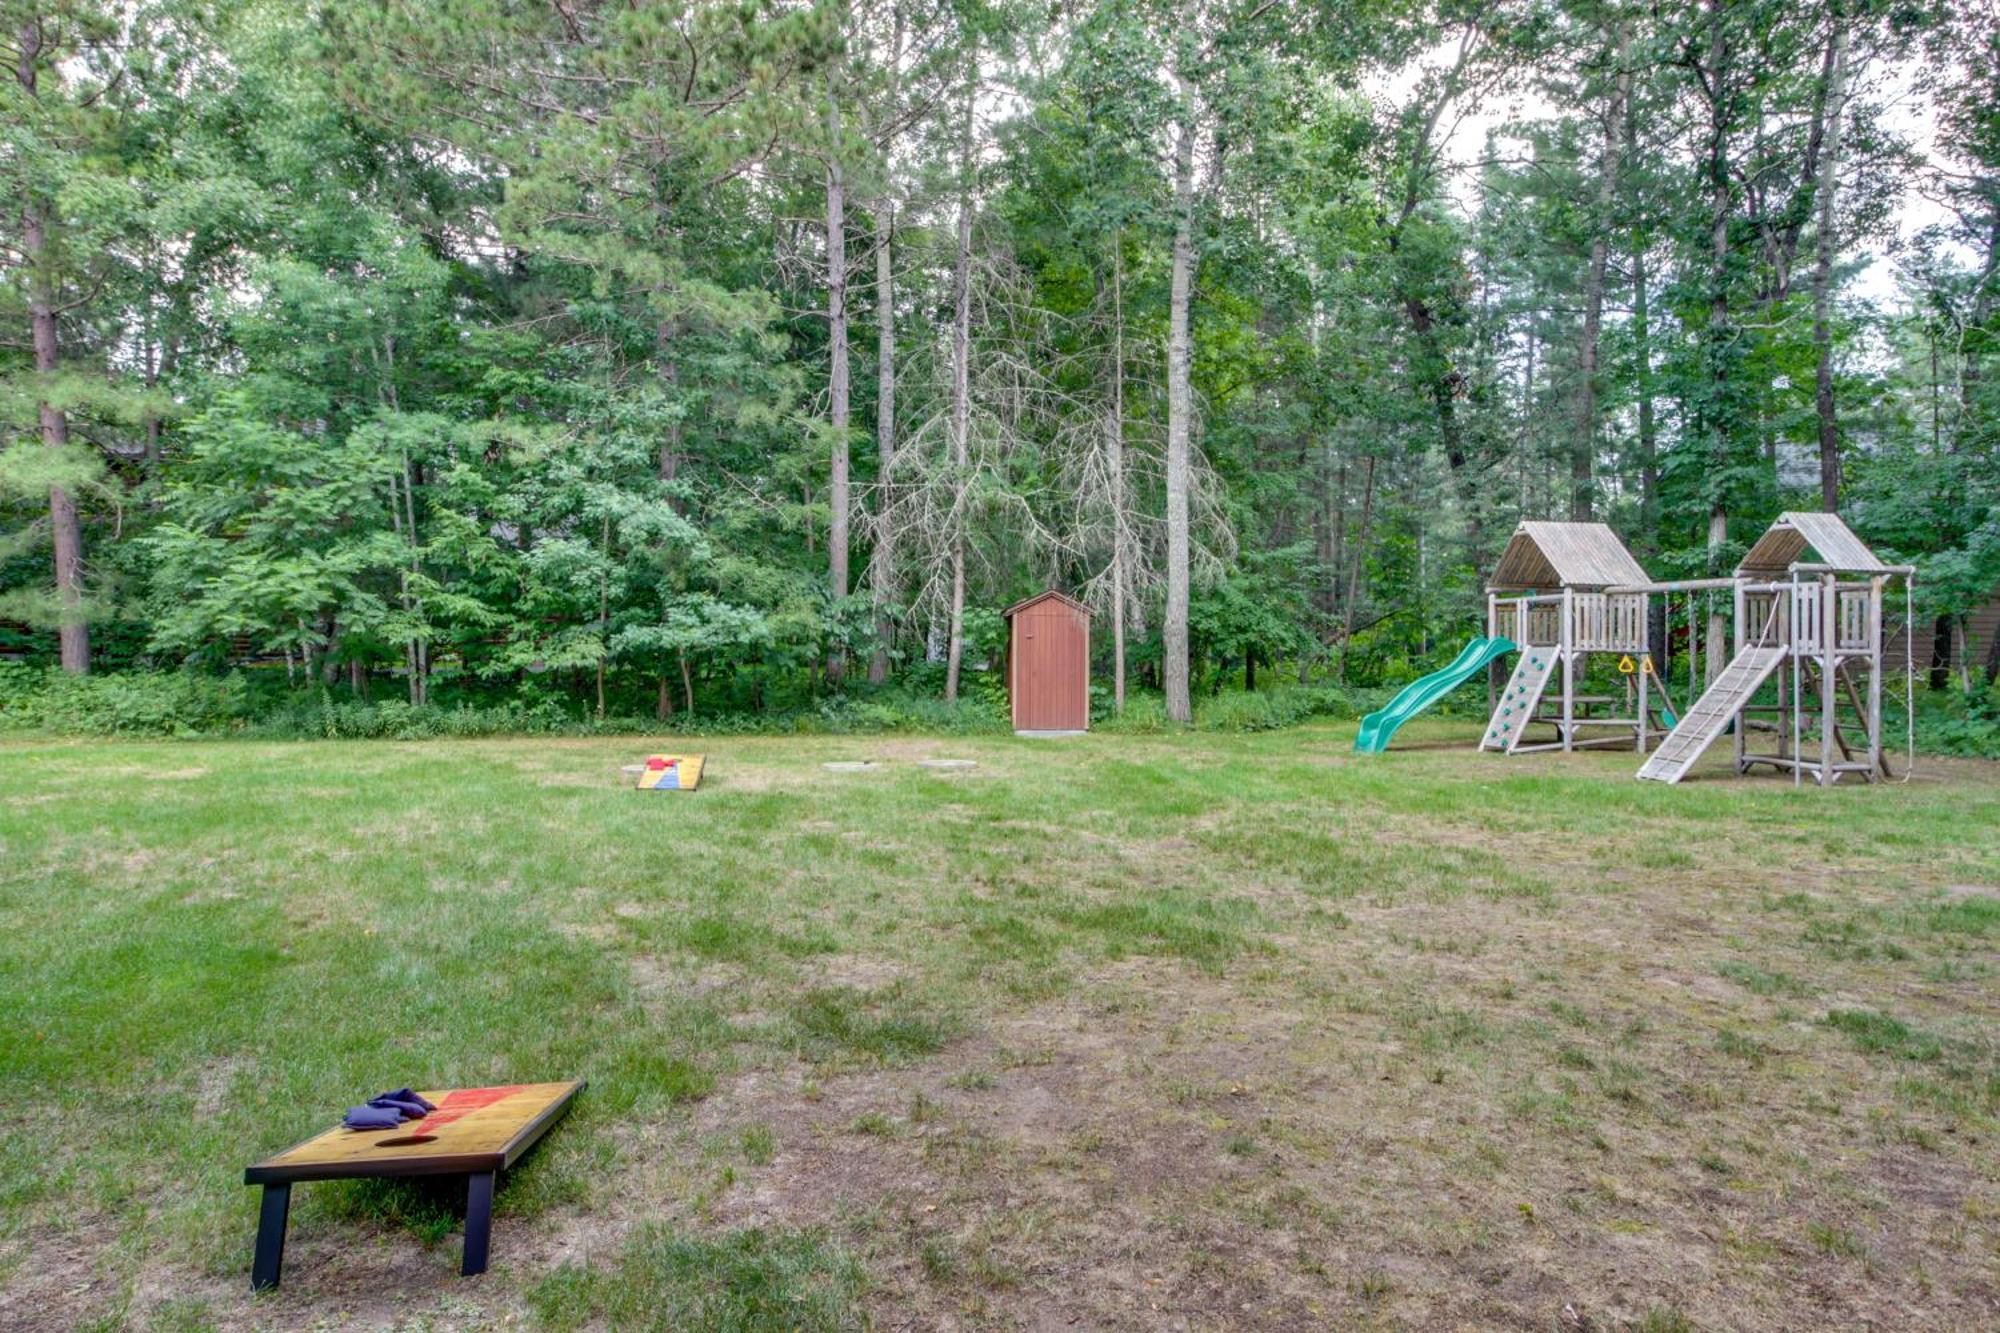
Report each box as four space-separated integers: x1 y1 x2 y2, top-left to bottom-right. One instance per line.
3 0 1996 749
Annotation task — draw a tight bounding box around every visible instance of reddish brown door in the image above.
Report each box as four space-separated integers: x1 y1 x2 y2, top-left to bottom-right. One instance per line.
1012 601 1088 731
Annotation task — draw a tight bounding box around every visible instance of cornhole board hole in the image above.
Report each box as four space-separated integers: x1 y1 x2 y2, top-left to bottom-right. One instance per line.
243 1080 584 1289
636 754 703 791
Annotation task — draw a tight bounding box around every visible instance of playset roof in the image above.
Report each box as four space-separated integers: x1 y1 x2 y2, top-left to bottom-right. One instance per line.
1736 512 1890 578
1489 522 1651 591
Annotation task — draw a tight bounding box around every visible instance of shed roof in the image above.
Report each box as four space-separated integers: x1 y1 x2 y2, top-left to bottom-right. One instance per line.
1488 522 1651 591
1735 512 1889 577
1002 588 1092 619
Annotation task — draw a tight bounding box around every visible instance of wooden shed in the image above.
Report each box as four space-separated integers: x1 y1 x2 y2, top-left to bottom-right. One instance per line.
1004 590 1091 734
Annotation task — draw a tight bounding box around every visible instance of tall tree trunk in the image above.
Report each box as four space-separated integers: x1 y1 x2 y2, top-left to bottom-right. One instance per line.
1929 615 1953 691
1632 237 1659 547
1337 455 1377 684
1701 0 1733 686
655 323 684 495
18 20 88 672
866 8 903 686
1810 15 1850 511
1952 214 2000 450
1621 36 1658 547
1163 70 1197 724
26 204 89 673
1707 508 1728 687
943 84 975 702
1109 239 1128 715
825 84 850 685
868 199 896 684
1572 24 1626 523
595 514 610 718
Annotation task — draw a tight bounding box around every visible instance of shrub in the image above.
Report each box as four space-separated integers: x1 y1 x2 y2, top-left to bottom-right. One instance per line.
0 663 252 736
1097 683 1369 734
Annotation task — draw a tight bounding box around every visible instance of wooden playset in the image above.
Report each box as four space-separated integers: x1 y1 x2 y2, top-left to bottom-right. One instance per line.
1481 522 1661 754
1637 512 1914 785
1364 512 1915 785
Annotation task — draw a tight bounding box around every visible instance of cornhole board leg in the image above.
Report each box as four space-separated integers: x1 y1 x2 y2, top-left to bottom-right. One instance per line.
462 1171 495 1276
251 1182 291 1290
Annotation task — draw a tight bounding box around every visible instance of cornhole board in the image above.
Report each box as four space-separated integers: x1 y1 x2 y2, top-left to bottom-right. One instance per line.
243 1080 584 1289
636 753 703 791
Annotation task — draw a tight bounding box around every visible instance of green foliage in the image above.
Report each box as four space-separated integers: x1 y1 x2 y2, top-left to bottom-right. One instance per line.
0 662 250 737
1100 683 1367 734
1 0 1996 743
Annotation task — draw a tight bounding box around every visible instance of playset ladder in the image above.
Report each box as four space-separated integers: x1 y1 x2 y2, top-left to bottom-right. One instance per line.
1636 645 1787 784
1480 648 1560 753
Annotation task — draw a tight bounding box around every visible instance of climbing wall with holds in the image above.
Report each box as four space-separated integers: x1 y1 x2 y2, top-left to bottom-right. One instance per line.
1480 650 1560 752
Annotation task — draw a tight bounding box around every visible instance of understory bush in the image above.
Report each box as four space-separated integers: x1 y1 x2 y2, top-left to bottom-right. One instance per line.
0 662 253 736
0 664 1012 739
1895 683 2000 758
5 659 1992 755
1098 682 1377 733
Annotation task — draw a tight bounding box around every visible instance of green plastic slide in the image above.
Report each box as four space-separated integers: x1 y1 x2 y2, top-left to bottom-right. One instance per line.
1353 636 1519 754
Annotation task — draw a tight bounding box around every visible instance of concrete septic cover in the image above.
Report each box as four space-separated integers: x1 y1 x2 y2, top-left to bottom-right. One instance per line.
821 761 880 772
916 759 977 769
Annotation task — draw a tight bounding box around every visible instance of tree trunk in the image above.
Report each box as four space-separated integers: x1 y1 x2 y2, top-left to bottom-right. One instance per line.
1621 38 1659 550
866 12 903 686
1163 70 1197 724
1109 240 1128 715
1707 507 1728 687
1572 24 1626 523
656 673 675 720
1338 455 1377 684
656 323 684 496
1632 236 1659 547
943 82 975 703
1960 216 2000 420
1929 615 1953 691
1702 0 1732 690
867 198 896 684
825 83 850 685
25 204 90 673
1810 16 1850 511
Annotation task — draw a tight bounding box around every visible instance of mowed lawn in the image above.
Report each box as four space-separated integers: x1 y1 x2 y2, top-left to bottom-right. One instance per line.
2 724 1997 1331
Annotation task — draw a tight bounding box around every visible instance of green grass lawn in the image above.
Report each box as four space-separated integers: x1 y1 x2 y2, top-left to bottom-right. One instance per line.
2 722 1997 1331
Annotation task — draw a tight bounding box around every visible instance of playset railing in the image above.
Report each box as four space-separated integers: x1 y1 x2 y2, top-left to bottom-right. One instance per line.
1489 591 1645 652
1741 580 1879 655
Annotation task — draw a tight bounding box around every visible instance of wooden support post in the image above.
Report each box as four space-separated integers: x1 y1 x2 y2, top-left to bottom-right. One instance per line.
1637 616 1650 754
251 1183 290 1291
463 1171 495 1276
1792 580 1808 780
1732 579 1747 773
1486 592 1498 719
1820 574 1836 786
1867 575 1884 779
1560 588 1574 753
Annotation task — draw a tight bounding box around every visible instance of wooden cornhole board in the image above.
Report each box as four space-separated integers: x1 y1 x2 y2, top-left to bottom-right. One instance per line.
636 754 703 791
243 1080 583 1289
